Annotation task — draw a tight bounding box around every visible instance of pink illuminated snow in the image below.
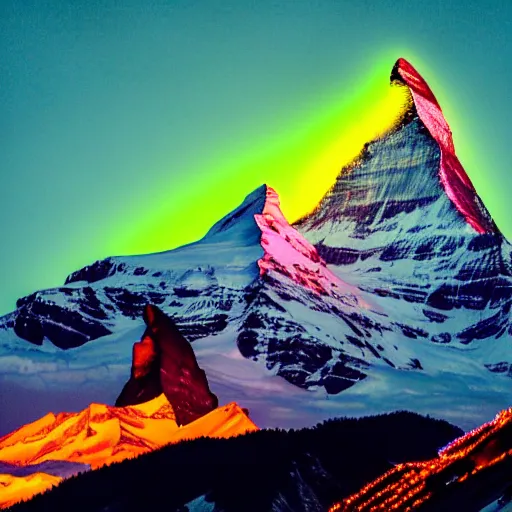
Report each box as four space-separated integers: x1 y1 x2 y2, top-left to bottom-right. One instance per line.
395 58 496 234
255 186 361 300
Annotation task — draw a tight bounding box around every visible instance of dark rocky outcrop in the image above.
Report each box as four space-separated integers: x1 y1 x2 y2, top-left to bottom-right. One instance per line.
65 258 117 285
12 296 111 349
116 304 218 426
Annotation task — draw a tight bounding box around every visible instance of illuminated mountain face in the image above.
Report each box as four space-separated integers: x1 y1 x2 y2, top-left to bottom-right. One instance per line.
0 59 511 437
0 396 257 508
330 407 512 512
295 60 509 347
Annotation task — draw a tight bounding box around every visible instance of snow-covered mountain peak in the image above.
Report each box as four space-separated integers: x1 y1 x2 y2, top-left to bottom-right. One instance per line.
254 185 359 299
203 183 268 242
392 57 498 234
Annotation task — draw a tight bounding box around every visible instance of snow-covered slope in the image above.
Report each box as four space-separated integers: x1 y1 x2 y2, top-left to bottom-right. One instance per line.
0 58 510 435
0 395 257 507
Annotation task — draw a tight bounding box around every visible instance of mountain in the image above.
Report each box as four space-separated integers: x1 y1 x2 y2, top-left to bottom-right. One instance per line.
330 406 512 511
0 395 257 507
295 57 510 345
4 411 461 512
0 58 511 436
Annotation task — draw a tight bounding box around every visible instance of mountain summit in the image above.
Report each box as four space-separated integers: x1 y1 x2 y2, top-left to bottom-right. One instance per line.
392 58 497 234
296 57 499 239
0 58 510 437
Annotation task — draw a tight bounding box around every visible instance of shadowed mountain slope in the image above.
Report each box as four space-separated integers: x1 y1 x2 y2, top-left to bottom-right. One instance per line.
330 406 512 512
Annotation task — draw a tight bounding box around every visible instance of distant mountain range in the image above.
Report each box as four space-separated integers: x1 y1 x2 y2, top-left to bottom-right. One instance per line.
1 57 511 510
0 394 256 508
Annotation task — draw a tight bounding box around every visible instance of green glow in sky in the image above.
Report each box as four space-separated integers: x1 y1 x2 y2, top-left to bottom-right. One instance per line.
1 1 511 316
110 54 412 259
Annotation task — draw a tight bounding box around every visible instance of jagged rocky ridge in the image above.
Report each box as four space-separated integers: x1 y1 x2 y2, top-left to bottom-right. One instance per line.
5 411 462 512
0 58 511 434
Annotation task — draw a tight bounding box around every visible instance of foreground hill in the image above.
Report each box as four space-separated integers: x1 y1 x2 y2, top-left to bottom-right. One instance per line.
330 406 512 511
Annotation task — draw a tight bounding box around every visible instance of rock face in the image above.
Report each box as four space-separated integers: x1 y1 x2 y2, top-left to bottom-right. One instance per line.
11 289 112 349
295 58 512 354
239 185 370 393
392 58 497 235
116 304 219 426
0 58 511 434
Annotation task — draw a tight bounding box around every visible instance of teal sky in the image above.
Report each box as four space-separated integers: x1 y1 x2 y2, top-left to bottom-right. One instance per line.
1 0 511 316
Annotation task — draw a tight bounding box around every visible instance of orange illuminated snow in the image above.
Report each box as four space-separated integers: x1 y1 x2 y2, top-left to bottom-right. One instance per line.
0 472 61 509
0 394 258 508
